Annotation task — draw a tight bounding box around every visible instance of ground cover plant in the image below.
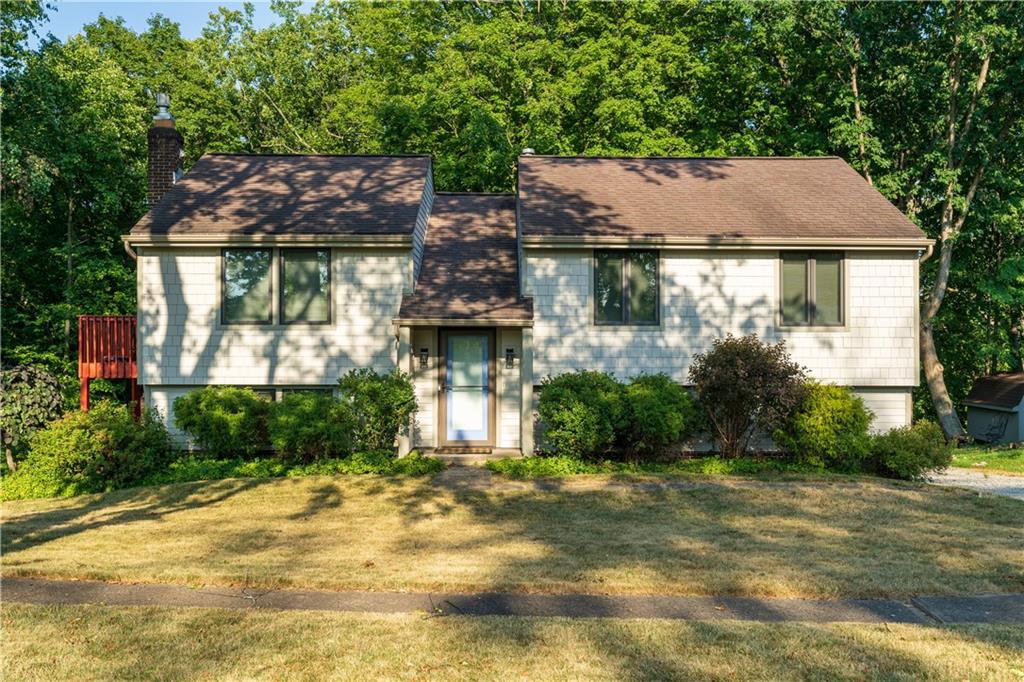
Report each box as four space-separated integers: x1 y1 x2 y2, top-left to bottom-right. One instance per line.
3 474 1021 598
5 604 1024 681
487 455 818 479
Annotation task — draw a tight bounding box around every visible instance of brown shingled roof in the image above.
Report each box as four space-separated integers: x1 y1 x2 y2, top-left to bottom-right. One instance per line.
965 373 1024 410
398 194 533 324
517 156 929 241
130 154 431 237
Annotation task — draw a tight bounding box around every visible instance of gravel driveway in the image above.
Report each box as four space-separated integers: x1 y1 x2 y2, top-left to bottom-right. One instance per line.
928 468 1024 501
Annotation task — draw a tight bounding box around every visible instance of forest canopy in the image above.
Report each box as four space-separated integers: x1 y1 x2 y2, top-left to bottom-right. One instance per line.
2 0 1021 431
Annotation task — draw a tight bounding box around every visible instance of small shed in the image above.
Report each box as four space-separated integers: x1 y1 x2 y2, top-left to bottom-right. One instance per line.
965 372 1024 444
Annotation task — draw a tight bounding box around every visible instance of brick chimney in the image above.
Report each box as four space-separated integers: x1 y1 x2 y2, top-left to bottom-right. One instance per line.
147 93 183 206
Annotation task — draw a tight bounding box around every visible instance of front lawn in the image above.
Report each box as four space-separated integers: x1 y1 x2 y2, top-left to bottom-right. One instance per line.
952 444 1024 476
487 455 821 478
3 604 1023 681
3 474 1021 599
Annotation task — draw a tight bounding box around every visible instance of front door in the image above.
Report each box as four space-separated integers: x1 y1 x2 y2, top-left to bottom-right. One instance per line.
440 330 494 446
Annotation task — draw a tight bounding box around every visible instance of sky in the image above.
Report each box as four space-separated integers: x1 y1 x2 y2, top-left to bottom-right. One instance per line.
27 1 287 48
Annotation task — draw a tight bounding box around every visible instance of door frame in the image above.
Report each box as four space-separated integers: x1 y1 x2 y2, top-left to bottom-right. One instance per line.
438 327 496 448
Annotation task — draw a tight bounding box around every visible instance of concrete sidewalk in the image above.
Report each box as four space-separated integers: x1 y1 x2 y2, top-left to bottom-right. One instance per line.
4 577 1022 625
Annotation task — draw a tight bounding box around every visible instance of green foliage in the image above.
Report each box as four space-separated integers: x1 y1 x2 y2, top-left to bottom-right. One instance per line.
2 402 174 500
0 365 64 465
172 387 271 458
775 383 874 471
623 374 701 458
537 371 628 459
337 368 416 452
268 392 354 462
487 455 819 479
688 335 807 458
143 450 443 486
3 2 1022 431
869 421 952 481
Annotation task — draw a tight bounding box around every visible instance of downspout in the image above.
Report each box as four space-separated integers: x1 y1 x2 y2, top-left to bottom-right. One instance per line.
918 242 934 263
123 239 138 260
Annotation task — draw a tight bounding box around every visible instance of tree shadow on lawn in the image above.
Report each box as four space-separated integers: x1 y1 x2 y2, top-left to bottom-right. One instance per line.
1 478 266 556
374 476 1024 599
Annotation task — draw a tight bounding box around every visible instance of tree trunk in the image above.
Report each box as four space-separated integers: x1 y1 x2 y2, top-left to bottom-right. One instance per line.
5 447 17 473
920 320 965 441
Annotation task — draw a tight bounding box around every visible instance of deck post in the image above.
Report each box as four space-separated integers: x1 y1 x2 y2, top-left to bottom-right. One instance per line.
80 378 90 411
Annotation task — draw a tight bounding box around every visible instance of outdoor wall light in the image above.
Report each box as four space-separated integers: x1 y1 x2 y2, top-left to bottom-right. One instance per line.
505 347 516 369
419 347 429 368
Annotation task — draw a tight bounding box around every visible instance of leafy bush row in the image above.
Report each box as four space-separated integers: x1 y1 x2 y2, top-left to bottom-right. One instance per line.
172 368 416 460
536 335 950 480
538 371 701 460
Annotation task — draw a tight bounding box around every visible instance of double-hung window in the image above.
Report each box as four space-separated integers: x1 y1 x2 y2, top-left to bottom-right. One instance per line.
594 250 659 325
222 248 331 325
780 252 843 327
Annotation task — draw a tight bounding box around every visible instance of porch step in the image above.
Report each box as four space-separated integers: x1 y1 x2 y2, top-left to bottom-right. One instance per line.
430 447 518 465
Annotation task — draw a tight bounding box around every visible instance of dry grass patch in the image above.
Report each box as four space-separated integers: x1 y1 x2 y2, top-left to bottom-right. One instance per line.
3 603 1023 681
2 475 1022 598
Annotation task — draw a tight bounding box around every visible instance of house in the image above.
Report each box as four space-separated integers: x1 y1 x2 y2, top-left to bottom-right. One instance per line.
964 373 1024 444
126 98 933 455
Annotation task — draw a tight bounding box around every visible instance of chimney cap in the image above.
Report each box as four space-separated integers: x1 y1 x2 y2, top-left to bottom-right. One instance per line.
154 92 174 121
521 147 535 156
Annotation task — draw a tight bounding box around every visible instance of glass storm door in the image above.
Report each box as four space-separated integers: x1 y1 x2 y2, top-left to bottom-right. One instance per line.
445 333 490 443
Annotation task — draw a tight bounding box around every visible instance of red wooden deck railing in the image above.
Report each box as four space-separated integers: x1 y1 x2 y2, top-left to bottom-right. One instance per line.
78 315 141 412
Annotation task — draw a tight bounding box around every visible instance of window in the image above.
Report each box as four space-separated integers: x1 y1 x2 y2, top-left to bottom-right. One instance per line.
594 250 659 325
280 249 331 324
223 249 272 324
780 252 843 326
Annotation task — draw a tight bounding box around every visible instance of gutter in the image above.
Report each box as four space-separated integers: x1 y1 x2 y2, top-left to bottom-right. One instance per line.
519 235 935 251
122 233 414 249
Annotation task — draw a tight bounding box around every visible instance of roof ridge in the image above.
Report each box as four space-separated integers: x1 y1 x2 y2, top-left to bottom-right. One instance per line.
519 155 842 161
204 152 432 159
435 191 515 196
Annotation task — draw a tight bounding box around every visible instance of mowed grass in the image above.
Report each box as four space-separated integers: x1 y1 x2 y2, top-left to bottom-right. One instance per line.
3 603 1023 681
952 444 1024 475
2 474 1023 598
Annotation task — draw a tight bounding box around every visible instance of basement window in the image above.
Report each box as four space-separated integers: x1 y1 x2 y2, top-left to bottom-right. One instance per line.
222 249 272 324
780 252 843 327
594 250 659 325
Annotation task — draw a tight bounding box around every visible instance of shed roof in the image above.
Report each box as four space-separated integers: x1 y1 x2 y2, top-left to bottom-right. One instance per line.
517 155 929 242
965 373 1024 410
130 154 431 237
397 193 533 324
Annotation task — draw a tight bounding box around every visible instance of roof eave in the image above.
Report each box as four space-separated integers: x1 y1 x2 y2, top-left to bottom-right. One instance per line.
124 233 414 248
519 235 935 250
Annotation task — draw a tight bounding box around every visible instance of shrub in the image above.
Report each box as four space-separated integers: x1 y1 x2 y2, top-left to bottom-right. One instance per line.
688 334 806 458
269 392 354 462
1 365 64 471
869 420 951 480
337 369 416 452
624 373 701 458
172 386 271 458
537 371 628 459
2 401 174 500
775 383 873 471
